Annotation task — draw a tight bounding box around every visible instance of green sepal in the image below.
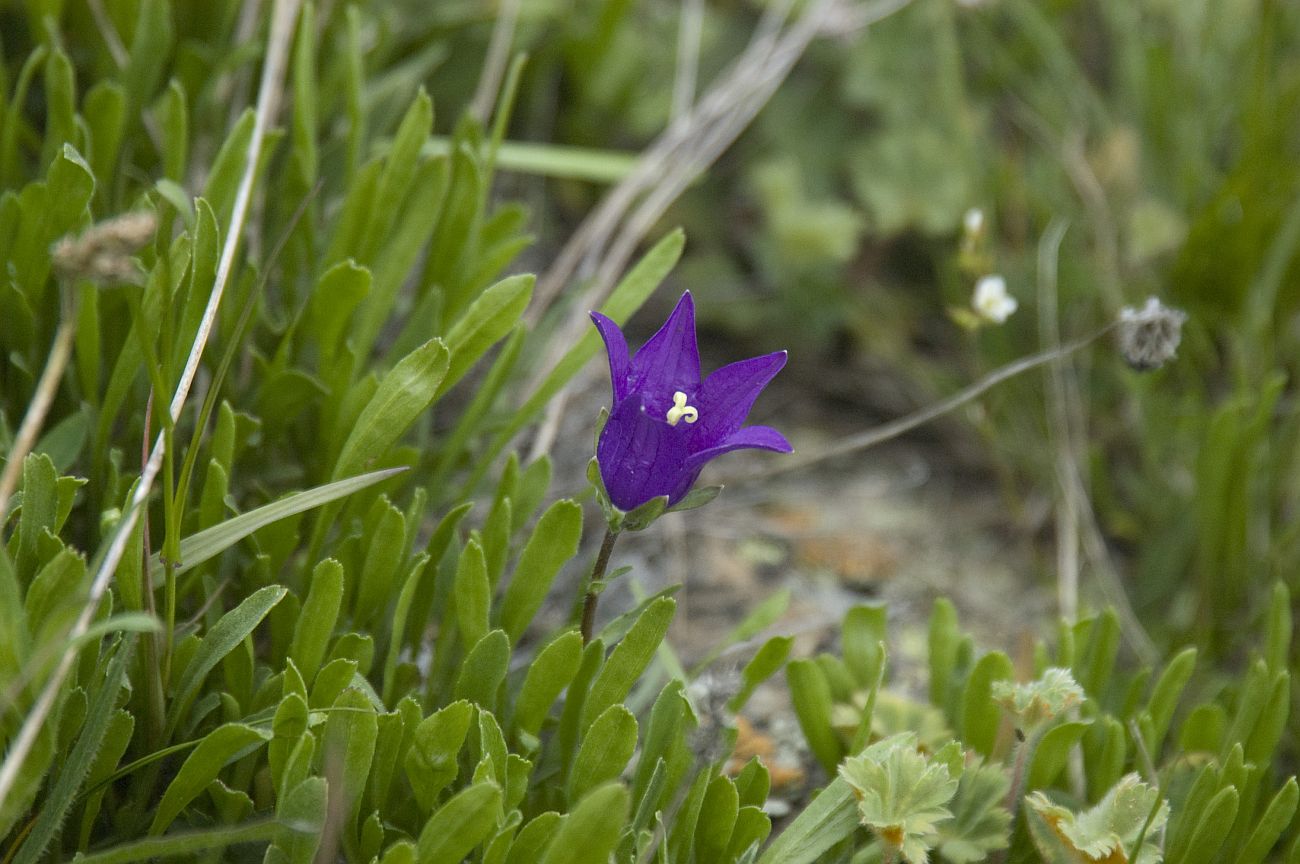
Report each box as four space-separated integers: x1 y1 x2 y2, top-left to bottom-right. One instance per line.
668 485 723 513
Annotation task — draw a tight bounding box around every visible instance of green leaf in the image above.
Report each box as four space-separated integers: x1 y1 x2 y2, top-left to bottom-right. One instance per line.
405 700 474 811
929 598 960 709
155 79 188 182
290 1 319 185
1245 670 1290 765
439 273 534 396
840 732 959 864
276 777 327 864
1086 717 1128 803
332 339 449 479
1264 582 1292 673
78 709 134 848
416 781 502 864
729 635 793 713
498 499 582 641
25 546 86 634
568 704 637 804
290 559 344 683
425 137 638 183
455 539 491 650
1146 647 1196 754
843 603 888 689
15 637 134 864
382 553 430 704
306 261 371 366
1027 720 1093 790
538 783 629 864
83 81 126 199
512 630 583 740
695 775 741 863
269 693 309 795
1025 774 1168 864
321 687 378 830
150 723 271 834
151 468 406 580
756 776 859 864
581 596 675 732
123 0 171 113
72 820 282 864
425 142 483 318
1233 777 1299 864
727 805 772 861
455 629 510 709
168 585 287 733
961 651 1013 758
936 760 1011 863
362 89 434 264
17 453 57 575
505 812 565 864
201 110 254 226
788 658 843 774
355 497 406 625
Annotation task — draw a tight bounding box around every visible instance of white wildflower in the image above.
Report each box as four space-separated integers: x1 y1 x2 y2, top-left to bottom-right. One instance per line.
972 275 1017 324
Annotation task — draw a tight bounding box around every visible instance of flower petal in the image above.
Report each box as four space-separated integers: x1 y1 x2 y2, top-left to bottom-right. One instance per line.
597 393 697 511
590 311 632 402
685 425 793 472
629 291 701 414
689 350 787 447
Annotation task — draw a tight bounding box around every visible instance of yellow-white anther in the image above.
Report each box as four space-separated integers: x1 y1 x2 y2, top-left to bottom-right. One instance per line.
665 391 699 426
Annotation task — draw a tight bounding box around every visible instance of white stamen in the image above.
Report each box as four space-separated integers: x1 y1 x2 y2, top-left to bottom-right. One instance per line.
666 391 699 426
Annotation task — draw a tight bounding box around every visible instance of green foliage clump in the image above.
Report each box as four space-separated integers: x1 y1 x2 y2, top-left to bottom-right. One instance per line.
768 594 1297 864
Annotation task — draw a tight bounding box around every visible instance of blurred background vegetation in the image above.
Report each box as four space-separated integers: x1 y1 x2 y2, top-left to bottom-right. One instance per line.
3 0 1298 683
401 0 1300 666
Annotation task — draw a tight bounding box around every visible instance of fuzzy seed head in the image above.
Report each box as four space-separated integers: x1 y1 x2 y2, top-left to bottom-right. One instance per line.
1116 297 1187 370
52 211 158 284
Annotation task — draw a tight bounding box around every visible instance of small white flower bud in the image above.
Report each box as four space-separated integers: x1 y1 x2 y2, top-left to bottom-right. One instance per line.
1116 297 1188 370
972 274 1017 324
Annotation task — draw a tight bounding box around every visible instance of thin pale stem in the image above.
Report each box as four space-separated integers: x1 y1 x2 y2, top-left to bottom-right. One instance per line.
139 390 166 750
471 0 521 124
0 316 75 517
992 728 1041 864
752 323 1119 481
580 529 621 643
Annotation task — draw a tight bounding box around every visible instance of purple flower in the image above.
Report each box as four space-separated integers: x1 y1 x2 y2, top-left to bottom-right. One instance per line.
591 291 792 512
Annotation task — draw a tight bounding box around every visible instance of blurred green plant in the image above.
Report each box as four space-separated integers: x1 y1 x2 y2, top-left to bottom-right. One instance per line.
537 0 1300 671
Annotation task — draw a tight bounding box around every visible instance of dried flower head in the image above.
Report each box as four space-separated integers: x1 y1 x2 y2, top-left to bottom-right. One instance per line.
51 211 157 284
972 275 1017 324
1116 296 1187 371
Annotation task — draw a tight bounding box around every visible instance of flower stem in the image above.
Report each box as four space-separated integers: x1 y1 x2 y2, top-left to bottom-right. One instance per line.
580 528 620 643
758 322 1119 479
992 727 1041 864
